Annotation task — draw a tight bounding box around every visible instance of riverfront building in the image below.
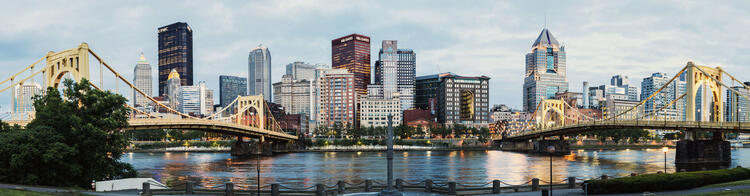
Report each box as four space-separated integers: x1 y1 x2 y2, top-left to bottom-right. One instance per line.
641 72 686 120
158 22 193 96
133 53 153 108
317 69 358 127
370 40 416 110
219 75 247 113
248 45 272 101
167 69 182 112
523 28 568 112
725 83 750 122
360 98 402 127
273 75 312 116
13 82 41 119
416 73 490 127
180 81 213 116
332 33 371 96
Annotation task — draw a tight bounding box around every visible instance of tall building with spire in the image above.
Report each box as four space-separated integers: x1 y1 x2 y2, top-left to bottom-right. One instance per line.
133 53 152 108
167 69 182 112
523 28 568 112
248 45 272 101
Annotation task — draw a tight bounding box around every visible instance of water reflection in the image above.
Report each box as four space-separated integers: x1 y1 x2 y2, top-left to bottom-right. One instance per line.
121 148 750 190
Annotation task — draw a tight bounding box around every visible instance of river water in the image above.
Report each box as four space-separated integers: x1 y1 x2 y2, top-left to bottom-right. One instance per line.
121 148 750 189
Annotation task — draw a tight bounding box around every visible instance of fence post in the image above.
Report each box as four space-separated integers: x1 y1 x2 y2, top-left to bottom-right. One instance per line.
492 180 501 194
337 180 345 194
365 180 372 192
225 182 234 196
396 178 403 191
568 177 576 188
448 182 457 195
142 182 150 195
271 184 279 196
542 188 549 196
532 178 539 191
601 174 608 180
425 179 433 193
185 181 194 194
316 184 325 196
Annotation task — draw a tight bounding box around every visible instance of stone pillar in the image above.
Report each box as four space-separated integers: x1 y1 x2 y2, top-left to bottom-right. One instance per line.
492 180 501 194
185 181 194 194
365 180 372 192
225 182 234 196
448 182 457 195
395 179 403 191
315 184 325 196
568 177 575 188
142 182 150 195
337 180 345 194
535 139 570 154
531 178 539 191
230 136 254 156
271 184 279 196
425 179 433 192
676 139 731 171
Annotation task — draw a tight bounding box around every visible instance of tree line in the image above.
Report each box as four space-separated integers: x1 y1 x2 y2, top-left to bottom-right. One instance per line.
313 123 492 142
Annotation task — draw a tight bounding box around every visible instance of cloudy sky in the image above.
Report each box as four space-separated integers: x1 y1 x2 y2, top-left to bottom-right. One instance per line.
1 0 749 112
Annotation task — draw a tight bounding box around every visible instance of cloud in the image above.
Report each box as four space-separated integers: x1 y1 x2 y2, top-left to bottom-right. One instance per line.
0 0 749 112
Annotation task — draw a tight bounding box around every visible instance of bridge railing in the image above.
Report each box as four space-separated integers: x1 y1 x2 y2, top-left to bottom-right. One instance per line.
507 119 750 138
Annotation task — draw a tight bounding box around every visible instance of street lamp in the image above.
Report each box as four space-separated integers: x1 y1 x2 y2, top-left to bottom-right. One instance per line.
662 147 668 174
548 146 556 196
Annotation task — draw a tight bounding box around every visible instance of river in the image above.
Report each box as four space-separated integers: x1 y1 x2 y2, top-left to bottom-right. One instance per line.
120 148 750 189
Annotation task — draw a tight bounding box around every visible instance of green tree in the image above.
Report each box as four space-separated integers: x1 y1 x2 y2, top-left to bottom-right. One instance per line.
0 79 136 188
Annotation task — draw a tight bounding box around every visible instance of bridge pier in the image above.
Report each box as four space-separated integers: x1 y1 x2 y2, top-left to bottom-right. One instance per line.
676 131 731 171
231 136 274 156
500 138 569 155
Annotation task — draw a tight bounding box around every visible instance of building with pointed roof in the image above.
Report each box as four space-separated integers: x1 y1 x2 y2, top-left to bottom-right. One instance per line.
167 69 182 111
523 28 568 112
133 53 153 108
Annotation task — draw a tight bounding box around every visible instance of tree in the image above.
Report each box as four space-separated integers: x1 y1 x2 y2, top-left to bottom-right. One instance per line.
0 79 136 188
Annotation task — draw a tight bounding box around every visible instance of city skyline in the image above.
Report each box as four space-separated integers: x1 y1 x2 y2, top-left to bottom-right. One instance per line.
1 1 749 111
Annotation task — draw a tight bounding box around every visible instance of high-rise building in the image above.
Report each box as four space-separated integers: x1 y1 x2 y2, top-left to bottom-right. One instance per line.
248 45 272 101
582 81 590 108
725 83 750 122
285 61 328 81
158 22 193 96
180 81 213 116
416 73 490 127
360 98 401 127
317 69 357 127
167 69 182 111
369 40 416 110
133 53 152 108
219 75 247 113
585 75 639 108
14 82 42 118
273 75 311 116
332 33 370 96
641 72 685 120
523 28 568 112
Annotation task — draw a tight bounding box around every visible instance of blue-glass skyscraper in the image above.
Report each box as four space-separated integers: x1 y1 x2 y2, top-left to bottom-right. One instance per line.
523 28 568 112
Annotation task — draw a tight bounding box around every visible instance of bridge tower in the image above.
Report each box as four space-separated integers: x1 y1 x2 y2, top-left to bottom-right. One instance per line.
678 61 730 171
538 99 566 129
235 95 265 129
44 43 91 88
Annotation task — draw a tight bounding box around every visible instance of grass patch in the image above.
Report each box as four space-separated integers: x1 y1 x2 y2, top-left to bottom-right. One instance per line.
584 167 750 194
672 189 750 196
702 179 750 188
0 189 89 196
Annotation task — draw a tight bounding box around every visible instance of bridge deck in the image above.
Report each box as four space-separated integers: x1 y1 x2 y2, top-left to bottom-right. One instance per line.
4 118 298 141
504 120 750 141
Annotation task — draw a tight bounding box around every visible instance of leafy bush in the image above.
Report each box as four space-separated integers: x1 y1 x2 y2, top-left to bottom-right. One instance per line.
584 167 750 194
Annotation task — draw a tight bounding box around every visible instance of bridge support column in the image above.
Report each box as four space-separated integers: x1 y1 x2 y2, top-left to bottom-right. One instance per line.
534 139 570 155
230 137 254 156
676 132 731 171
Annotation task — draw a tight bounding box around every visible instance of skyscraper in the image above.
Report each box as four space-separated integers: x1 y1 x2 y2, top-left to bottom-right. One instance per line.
725 82 750 122
219 75 247 113
332 33 370 96
181 81 213 116
318 69 357 127
370 40 416 110
248 45 272 101
285 61 328 81
14 82 41 119
523 28 568 112
133 53 152 108
158 22 193 96
167 69 182 112
641 72 685 120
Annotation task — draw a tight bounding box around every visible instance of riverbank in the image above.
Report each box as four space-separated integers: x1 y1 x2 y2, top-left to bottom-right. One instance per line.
297 145 498 152
570 144 673 150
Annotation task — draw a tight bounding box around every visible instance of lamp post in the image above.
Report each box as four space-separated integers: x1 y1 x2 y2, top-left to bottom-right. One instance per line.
662 147 668 174
548 146 556 196
257 141 261 196
379 114 401 196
